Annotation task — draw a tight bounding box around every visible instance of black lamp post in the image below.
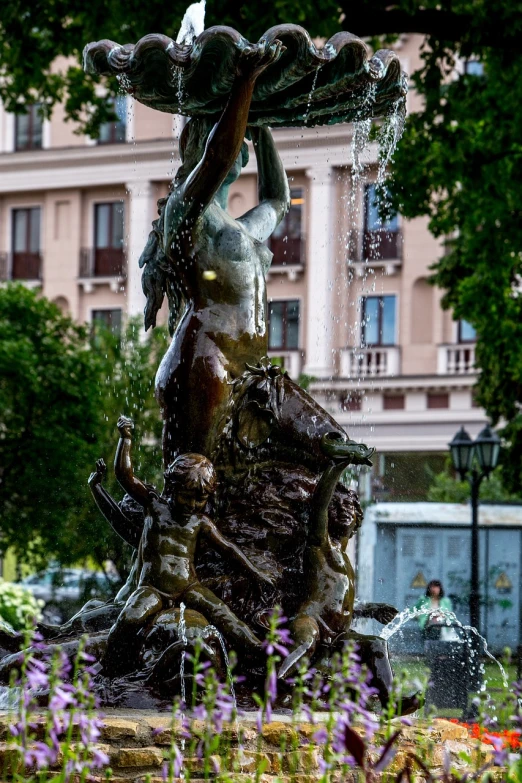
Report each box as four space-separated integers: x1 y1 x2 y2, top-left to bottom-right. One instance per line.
448 425 501 633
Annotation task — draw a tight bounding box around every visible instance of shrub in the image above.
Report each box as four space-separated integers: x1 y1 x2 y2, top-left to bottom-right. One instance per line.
0 579 43 631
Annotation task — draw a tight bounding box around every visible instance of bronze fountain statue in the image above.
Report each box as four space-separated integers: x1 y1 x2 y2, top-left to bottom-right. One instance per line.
0 22 418 713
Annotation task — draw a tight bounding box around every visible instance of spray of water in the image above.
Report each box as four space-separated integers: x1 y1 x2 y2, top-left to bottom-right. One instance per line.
116 74 132 93
203 624 247 767
203 625 237 712
176 0 206 46
178 601 188 705
303 67 321 125
172 66 185 112
380 606 509 690
377 99 405 185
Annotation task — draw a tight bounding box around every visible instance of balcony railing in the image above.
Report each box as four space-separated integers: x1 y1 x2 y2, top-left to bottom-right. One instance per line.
0 252 42 281
438 343 476 375
347 229 403 264
341 346 401 378
268 235 306 267
80 247 126 278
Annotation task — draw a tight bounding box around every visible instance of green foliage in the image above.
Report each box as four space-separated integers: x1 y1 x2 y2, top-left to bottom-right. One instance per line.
386 4 522 494
0 284 167 575
427 458 522 504
0 579 43 631
0 284 101 567
87 315 168 575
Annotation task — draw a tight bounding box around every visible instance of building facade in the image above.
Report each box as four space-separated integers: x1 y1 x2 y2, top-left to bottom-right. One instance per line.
0 35 488 500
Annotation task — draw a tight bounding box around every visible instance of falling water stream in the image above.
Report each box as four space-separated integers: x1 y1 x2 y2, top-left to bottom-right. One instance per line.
303 66 321 125
380 606 510 691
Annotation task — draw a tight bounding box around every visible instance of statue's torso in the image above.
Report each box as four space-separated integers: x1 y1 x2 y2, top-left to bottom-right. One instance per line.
303 539 355 633
176 204 272 345
138 497 201 595
157 205 273 458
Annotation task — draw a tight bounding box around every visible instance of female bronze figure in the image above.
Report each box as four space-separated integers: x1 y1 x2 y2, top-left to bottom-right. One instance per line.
140 41 290 465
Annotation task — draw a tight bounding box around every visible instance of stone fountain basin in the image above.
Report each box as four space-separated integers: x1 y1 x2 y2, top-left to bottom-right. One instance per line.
83 24 407 127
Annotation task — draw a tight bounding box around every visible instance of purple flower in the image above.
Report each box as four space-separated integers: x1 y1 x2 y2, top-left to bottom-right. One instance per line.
49 685 76 711
263 638 291 656
25 741 56 770
192 703 207 720
266 667 277 702
91 747 110 768
484 734 509 766
173 744 184 778
26 661 49 691
262 609 293 656
152 726 165 738
313 728 329 744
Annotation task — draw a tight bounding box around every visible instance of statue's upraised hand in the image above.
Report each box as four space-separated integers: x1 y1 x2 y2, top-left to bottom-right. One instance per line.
88 458 107 487
237 40 285 81
369 603 399 625
117 415 134 439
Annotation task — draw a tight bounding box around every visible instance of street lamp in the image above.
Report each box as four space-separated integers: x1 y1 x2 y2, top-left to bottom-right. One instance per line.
448 425 501 634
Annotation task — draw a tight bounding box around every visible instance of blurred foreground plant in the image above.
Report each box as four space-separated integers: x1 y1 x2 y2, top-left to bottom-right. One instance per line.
2 610 522 782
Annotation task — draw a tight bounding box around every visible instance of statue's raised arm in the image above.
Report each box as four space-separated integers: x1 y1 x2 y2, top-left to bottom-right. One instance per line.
164 41 285 256
237 126 290 246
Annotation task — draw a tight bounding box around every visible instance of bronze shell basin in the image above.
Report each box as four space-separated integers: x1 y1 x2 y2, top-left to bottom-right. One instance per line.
83 24 407 127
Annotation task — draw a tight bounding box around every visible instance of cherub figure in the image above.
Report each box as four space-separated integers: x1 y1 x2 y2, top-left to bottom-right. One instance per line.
279 455 420 715
102 416 272 676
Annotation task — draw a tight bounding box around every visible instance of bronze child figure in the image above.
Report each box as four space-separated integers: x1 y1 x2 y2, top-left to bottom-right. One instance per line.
279 455 420 716
102 415 273 676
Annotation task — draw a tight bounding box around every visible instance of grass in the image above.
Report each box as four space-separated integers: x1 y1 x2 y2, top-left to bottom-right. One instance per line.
392 657 518 718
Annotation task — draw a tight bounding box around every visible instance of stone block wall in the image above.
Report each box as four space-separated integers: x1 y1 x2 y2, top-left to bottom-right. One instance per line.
0 711 498 782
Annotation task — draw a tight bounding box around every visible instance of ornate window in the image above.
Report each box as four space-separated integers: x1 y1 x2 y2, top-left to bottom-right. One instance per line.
458 319 477 343
363 184 400 260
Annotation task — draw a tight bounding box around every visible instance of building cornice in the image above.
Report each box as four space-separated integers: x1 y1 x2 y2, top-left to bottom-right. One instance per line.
0 128 379 194
311 373 478 393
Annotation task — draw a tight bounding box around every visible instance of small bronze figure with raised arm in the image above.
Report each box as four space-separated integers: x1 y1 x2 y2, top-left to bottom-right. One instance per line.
102 416 273 676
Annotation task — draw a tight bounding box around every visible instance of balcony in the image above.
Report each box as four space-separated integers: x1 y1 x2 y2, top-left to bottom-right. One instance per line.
438 343 476 375
0 252 42 282
347 229 403 276
340 346 401 378
79 248 126 293
267 235 306 281
267 350 304 380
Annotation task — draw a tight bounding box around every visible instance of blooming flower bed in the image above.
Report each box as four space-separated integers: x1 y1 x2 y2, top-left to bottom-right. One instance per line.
0 611 521 782
449 718 522 752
